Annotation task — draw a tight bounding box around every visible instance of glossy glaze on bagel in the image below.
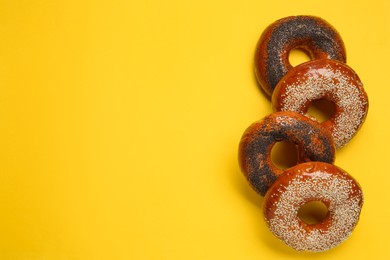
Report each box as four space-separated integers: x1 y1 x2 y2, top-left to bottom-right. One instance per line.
263 162 363 252
255 15 346 96
238 111 335 196
272 59 369 148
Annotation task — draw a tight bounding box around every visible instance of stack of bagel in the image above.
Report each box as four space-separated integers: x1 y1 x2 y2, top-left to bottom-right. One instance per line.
239 16 369 252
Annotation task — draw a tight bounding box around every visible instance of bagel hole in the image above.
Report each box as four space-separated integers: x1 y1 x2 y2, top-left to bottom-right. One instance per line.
288 48 311 67
298 201 329 225
270 141 298 169
307 99 336 123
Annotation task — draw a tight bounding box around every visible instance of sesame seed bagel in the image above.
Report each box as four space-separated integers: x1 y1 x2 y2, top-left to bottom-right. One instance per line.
263 162 363 252
272 59 369 149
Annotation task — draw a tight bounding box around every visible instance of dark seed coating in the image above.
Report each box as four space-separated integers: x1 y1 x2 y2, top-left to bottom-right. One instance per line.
255 15 346 96
238 111 335 196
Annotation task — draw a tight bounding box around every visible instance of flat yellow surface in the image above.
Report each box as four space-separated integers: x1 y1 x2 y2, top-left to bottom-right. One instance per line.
0 0 388 259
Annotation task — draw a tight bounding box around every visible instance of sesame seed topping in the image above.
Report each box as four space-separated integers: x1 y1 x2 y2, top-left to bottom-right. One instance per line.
273 60 368 148
264 163 363 252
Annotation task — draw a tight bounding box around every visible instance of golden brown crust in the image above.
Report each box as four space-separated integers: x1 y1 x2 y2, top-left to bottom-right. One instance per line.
272 59 369 148
263 162 363 252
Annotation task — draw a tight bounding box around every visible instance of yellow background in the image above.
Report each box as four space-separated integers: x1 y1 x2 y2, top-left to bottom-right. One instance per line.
0 0 388 259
